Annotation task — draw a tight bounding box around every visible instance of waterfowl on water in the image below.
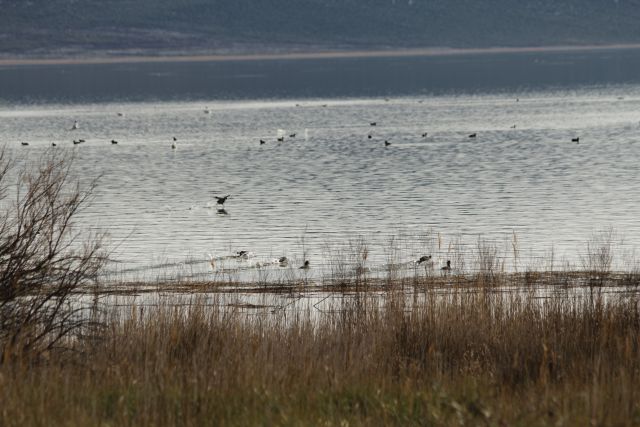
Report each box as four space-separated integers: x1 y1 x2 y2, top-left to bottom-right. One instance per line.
384 141 391 147
260 139 266 145
468 133 477 138
277 137 284 142
111 140 118 144
21 142 29 146
572 137 580 143
422 132 428 137
71 121 79 130
299 260 310 269
417 255 432 264
278 256 288 267
235 250 249 259
441 260 452 272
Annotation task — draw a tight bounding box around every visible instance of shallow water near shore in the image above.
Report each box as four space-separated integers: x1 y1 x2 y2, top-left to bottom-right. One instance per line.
2 50 640 282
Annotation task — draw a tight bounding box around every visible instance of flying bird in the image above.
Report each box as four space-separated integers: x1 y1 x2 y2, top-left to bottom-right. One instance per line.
215 195 230 206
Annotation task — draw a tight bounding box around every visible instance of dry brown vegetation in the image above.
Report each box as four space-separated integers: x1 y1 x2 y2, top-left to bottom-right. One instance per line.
1 284 639 426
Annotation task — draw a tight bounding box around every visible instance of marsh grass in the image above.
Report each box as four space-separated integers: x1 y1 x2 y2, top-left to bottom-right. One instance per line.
2 276 640 426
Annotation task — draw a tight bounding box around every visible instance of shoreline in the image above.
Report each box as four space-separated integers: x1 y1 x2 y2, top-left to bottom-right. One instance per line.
2 43 640 66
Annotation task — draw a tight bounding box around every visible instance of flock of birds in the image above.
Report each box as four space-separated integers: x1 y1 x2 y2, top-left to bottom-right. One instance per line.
17 103 574 278
254 119 581 148
18 103 582 148
209 249 452 275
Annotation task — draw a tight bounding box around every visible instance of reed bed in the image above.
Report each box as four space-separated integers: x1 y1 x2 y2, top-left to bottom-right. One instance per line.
1 282 639 426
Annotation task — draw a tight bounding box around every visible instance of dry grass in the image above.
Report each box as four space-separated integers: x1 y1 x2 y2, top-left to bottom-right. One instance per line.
1 281 639 426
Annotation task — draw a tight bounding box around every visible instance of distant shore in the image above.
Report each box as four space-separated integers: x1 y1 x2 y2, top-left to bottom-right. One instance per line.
2 43 640 66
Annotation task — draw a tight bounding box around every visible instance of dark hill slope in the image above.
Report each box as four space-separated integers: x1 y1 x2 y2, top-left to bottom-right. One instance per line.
2 0 640 56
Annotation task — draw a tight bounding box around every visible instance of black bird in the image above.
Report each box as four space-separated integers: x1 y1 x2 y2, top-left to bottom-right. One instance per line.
173 137 177 141
370 122 377 126
299 260 310 269
417 255 432 264
277 137 284 142
78 139 86 143
572 137 580 143
384 140 391 147
468 133 477 138
111 140 118 144
217 208 228 215
215 195 230 206
367 134 372 139
236 250 249 258
441 260 452 272
260 139 266 145
510 125 517 129
422 132 428 138
73 140 82 145
289 133 296 138
51 142 57 147
278 256 288 266
21 142 29 146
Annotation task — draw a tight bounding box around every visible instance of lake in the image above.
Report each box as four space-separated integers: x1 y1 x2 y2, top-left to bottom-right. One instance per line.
1 48 640 282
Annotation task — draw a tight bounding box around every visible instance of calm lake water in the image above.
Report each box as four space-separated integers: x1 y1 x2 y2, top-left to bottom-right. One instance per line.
1 49 640 282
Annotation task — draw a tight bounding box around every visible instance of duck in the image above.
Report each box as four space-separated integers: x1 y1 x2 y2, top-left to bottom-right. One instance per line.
417 255 432 264
384 141 391 147
468 133 477 138
441 260 452 272
299 260 310 269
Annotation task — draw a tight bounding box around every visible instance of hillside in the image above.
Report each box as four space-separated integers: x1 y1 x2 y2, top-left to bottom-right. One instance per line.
2 0 640 57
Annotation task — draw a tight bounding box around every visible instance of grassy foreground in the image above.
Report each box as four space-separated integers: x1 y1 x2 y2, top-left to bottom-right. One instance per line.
1 283 639 426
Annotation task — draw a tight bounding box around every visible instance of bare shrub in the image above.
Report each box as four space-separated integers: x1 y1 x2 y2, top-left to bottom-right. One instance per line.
581 228 616 287
0 150 106 363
